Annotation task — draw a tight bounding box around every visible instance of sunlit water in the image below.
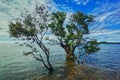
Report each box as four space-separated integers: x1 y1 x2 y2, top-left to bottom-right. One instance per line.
0 43 120 80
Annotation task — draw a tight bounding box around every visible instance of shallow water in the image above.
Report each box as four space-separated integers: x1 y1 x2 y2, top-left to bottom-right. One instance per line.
0 43 65 80
0 43 120 80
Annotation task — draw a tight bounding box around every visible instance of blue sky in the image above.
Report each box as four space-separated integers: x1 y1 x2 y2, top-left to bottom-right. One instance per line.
0 0 120 42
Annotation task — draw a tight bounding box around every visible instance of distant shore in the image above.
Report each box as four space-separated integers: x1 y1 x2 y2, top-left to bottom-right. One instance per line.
99 42 120 44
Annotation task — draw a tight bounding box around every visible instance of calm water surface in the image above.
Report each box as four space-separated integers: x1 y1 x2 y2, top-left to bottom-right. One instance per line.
88 44 120 71
0 43 120 80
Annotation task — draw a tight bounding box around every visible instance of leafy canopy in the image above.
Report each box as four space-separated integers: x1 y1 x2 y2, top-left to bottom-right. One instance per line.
49 11 97 48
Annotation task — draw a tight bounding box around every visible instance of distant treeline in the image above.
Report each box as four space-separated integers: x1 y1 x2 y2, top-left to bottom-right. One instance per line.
99 41 120 44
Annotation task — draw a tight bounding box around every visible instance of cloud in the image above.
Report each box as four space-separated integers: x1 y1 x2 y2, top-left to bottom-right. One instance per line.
74 0 81 5
88 2 120 42
95 9 119 23
82 0 89 5
0 0 120 42
0 0 50 21
89 30 120 42
90 2 120 32
73 0 90 5
0 0 53 37
90 30 120 36
64 12 73 26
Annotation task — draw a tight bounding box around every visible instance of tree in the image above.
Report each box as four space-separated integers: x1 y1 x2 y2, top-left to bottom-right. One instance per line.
48 11 100 62
9 4 100 74
48 11 100 79
9 5 53 72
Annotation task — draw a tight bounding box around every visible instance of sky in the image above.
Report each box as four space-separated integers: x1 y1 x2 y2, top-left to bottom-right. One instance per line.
0 0 120 42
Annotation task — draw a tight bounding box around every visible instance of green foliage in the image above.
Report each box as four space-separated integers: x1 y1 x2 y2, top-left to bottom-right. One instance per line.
9 22 37 38
73 12 94 34
84 39 100 54
48 11 100 59
9 22 21 37
49 12 66 38
49 11 95 48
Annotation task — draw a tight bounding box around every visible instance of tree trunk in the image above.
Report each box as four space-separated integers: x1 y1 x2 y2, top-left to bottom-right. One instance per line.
64 46 76 80
47 57 54 72
35 38 54 72
41 58 53 72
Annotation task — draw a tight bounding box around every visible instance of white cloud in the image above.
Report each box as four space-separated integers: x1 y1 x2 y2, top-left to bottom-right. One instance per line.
64 12 73 26
95 9 120 23
73 0 90 5
88 2 120 42
89 30 120 42
90 30 120 36
82 0 89 5
0 0 54 38
0 0 120 42
90 2 120 32
73 0 82 5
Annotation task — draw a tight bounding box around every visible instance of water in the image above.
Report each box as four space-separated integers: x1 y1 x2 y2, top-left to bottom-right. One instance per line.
0 43 120 80
88 44 120 71
0 43 65 80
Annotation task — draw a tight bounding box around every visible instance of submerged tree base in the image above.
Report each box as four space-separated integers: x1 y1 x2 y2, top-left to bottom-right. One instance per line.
33 65 120 80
